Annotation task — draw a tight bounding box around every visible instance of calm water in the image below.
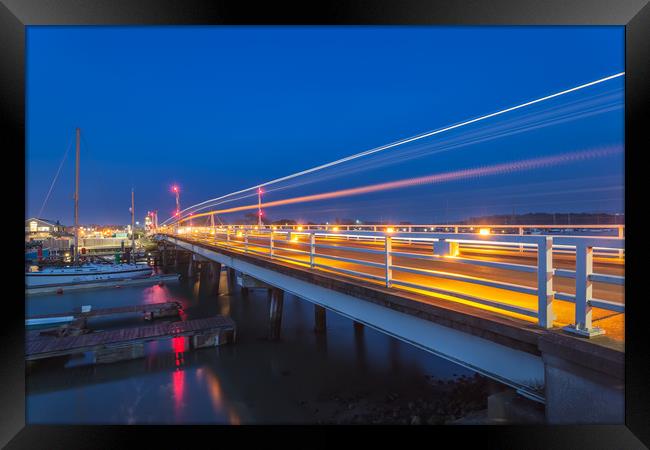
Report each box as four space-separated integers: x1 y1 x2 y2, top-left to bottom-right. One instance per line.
26 269 474 424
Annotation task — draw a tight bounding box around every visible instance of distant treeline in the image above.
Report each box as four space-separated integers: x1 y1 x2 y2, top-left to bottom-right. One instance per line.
183 212 624 226
459 213 624 225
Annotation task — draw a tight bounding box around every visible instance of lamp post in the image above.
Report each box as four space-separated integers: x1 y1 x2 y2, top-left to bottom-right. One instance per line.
258 187 263 228
172 185 180 217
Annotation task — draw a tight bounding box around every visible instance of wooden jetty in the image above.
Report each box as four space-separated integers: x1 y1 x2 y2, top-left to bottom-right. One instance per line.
26 273 180 296
26 301 183 327
26 316 236 363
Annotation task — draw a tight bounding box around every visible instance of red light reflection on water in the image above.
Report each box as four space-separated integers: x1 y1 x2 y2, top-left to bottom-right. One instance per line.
171 336 186 417
172 336 185 367
172 368 185 413
142 284 170 305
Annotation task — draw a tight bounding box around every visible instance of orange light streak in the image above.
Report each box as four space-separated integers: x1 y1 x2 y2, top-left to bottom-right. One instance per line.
177 146 620 224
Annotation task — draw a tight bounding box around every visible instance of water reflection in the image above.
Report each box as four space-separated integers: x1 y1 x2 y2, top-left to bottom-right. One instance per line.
26 270 475 424
172 369 185 417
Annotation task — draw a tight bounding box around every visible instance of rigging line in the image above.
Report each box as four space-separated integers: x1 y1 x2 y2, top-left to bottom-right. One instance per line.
165 71 625 224
37 133 75 218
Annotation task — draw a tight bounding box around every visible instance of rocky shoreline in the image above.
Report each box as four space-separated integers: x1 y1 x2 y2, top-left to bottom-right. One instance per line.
299 373 496 425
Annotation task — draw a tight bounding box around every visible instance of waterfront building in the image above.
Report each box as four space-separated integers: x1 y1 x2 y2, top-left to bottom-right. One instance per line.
25 217 68 242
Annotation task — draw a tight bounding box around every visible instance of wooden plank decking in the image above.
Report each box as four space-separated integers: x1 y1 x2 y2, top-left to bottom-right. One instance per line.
28 301 183 321
26 316 236 361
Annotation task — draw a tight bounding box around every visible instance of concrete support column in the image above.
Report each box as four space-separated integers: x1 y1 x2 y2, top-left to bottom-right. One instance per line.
268 288 284 340
213 263 222 295
314 304 326 333
198 261 207 285
222 267 236 294
540 334 623 424
187 255 195 279
161 246 167 268
353 321 364 332
201 262 222 296
228 267 236 287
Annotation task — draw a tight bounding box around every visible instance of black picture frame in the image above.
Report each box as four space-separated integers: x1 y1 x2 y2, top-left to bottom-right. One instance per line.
3 0 648 447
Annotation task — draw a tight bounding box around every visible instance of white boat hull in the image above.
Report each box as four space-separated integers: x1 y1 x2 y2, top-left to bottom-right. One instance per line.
26 264 153 288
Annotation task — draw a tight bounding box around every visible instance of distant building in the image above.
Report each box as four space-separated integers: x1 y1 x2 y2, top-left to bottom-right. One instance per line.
25 218 67 241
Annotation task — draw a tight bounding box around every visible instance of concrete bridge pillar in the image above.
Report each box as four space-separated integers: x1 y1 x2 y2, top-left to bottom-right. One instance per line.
268 288 284 340
221 267 236 295
314 305 326 333
353 320 364 332
213 262 223 295
187 255 195 279
228 267 237 292
539 334 624 424
200 261 222 296
160 245 167 268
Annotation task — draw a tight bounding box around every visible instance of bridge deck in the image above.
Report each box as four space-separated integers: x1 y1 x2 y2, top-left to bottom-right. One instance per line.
178 233 624 342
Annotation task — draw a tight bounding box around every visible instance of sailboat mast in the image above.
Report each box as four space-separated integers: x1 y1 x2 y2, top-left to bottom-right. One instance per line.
131 188 136 263
73 128 80 265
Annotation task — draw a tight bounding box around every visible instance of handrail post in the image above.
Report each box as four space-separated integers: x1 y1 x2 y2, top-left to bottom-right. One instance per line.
537 236 555 329
618 226 624 259
564 243 605 337
385 235 393 288
270 230 274 257
310 233 315 268
519 227 524 253
244 230 249 253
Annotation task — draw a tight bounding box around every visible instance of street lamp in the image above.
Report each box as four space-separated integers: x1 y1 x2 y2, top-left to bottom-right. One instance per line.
257 187 263 228
171 185 180 218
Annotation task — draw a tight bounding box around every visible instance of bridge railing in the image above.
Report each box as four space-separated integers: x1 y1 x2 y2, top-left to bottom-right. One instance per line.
159 226 624 337
172 223 624 258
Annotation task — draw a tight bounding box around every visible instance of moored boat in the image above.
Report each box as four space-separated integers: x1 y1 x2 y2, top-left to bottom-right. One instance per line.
26 263 153 288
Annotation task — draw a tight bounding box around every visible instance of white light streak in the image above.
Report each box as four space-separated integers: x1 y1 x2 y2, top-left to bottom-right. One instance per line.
164 72 624 224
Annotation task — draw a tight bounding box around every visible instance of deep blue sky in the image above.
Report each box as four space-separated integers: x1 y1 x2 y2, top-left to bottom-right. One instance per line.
26 26 624 225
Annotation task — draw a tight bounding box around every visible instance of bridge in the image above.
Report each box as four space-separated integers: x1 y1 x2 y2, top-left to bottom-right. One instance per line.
154 223 624 424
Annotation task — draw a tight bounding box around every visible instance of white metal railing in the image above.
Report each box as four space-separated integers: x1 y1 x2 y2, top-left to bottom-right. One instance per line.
164 222 624 258
157 225 624 337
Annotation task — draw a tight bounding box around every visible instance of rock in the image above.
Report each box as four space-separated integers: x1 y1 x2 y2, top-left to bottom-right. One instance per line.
426 415 444 425
410 415 422 425
348 403 354 410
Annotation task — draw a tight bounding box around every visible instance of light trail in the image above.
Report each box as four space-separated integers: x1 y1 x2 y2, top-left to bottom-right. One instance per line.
255 93 623 197
163 72 624 224
177 146 621 223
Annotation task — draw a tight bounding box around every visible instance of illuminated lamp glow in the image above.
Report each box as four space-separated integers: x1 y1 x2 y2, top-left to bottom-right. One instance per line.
332 226 340 232
479 228 490 235
386 227 395 233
